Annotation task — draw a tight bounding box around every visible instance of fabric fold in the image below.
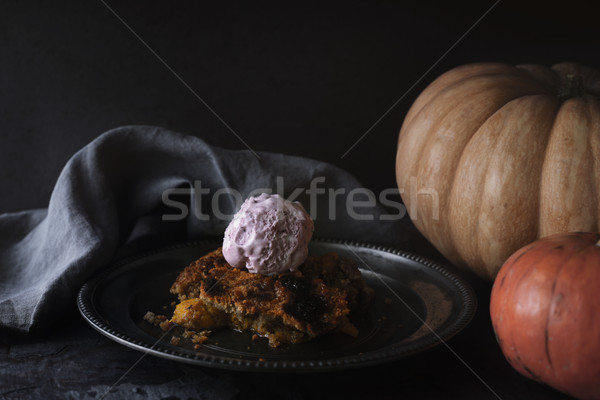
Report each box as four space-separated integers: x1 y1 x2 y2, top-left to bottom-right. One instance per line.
0 125 411 332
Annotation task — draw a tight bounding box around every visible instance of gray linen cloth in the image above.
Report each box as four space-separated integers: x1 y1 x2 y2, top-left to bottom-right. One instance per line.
0 126 411 332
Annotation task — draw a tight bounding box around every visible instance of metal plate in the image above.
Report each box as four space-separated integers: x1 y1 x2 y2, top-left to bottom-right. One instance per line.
77 238 476 372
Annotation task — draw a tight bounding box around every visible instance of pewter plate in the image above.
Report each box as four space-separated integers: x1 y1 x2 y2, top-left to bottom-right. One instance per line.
77 238 476 372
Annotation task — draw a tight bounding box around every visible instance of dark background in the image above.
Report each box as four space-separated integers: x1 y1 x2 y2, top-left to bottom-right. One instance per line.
2 0 599 214
1 0 598 399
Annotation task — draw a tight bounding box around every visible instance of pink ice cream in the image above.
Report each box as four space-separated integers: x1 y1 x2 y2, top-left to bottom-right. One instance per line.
222 193 314 275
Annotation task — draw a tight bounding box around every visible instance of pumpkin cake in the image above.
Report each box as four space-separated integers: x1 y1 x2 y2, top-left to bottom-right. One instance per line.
168 247 374 347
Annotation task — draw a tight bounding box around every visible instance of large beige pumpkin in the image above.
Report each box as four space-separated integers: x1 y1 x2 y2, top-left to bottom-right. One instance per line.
395 62 600 281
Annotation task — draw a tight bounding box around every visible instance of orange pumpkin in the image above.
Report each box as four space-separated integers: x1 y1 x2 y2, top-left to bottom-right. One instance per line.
395 62 600 281
490 232 600 400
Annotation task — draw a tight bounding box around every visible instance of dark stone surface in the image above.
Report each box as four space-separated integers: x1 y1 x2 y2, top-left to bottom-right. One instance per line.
1 0 596 398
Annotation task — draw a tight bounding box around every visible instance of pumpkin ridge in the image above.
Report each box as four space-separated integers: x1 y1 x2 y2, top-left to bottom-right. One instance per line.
544 278 557 369
542 237 594 385
547 240 596 392
585 100 600 231
510 324 542 382
462 107 506 276
425 81 549 269
509 244 565 380
398 85 482 257
536 99 562 238
540 98 597 234
582 102 598 232
459 95 558 280
500 247 536 376
400 72 547 178
402 64 531 128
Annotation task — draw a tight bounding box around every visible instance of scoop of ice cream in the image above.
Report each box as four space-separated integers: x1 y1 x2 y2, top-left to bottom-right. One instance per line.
222 193 314 275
